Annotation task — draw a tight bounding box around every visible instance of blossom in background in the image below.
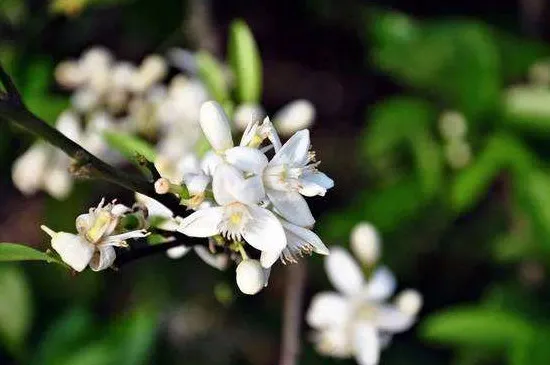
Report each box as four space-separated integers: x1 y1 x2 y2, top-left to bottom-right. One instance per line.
233 99 316 136
41 199 147 272
306 223 422 365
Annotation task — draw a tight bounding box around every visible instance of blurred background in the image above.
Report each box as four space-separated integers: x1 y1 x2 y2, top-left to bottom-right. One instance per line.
2 0 550 364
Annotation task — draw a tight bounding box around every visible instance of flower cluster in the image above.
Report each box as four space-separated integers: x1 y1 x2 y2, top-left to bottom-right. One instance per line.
13 47 208 199
41 198 147 272
144 100 333 294
306 222 422 365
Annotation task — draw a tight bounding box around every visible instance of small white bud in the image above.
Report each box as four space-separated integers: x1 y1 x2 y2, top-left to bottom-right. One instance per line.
132 54 167 93
44 167 73 200
350 222 381 265
273 99 315 136
12 143 50 195
199 101 234 151
154 178 171 194
395 289 423 316
55 60 85 89
80 47 112 71
167 245 191 259
438 111 467 141
236 259 265 295
444 140 472 169
71 88 100 113
233 103 265 131
112 62 137 90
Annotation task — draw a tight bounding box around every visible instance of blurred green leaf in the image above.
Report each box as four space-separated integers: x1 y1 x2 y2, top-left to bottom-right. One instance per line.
514 169 550 251
32 308 97 365
109 308 158 365
369 12 500 117
0 0 27 25
410 130 443 197
0 243 63 265
421 306 533 349
0 265 31 356
104 131 156 162
450 133 533 213
196 51 229 103
228 19 263 103
509 328 550 365
362 97 436 160
503 86 550 134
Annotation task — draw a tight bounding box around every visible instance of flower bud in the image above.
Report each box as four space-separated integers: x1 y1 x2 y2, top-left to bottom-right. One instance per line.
112 62 137 90
438 111 467 141
12 144 49 195
395 289 423 316
167 245 191 259
444 140 472 170
199 101 234 152
55 61 85 89
155 178 171 194
236 259 265 295
350 222 380 265
132 55 167 92
273 99 315 136
233 103 265 131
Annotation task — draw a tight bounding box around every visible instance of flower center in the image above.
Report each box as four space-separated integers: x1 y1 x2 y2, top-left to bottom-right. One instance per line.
85 211 114 244
218 203 252 242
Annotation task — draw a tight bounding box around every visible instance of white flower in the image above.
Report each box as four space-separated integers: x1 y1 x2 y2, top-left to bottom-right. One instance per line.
12 111 82 199
273 99 315 136
135 193 228 270
307 247 421 365
350 222 381 266
131 55 167 93
41 199 147 272
240 116 282 152
263 129 333 227
395 289 423 317
280 219 329 264
236 259 266 295
178 163 286 268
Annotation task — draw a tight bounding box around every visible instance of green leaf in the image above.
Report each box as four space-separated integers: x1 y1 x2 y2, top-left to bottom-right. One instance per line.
104 132 156 162
0 265 32 356
0 243 62 265
503 86 550 134
510 328 550 365
362 97 436 160
450 133 532 213
369 13 501 117
228 19 263 103
421 306 533 349
196 51 230 103
410 130 443 197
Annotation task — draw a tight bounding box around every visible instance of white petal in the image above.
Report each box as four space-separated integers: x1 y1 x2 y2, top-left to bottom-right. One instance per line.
213 164 264 206
225 146 268 174
267 189 315 227
274 100 315 136
363 266 396 301
299 172 334 197
135 193 174 219
12 143 50 195
325 247 364 296
242 206 286 268
270 129 310 167
201 151 224 176
51 232 94 272
56 111 82 141
177 207 224 237
234 103 265 131
395 289 423 317
350 222 381 266
166 245 191 259
281 220 329 255
353 323 380 365
89 245 116 271
314 327 353 358
43 166 73 200
185 174 210 195
374 305 415 333
236 259 266 295
194 246 228 270
200 101 234 151
306 292 351 329
260 249 282 269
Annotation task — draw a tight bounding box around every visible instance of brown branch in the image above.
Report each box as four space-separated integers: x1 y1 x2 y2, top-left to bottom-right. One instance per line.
279 262 307 365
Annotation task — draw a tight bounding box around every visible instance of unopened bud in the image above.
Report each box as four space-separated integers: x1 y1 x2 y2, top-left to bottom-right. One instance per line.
350 222 380 265
55 61 85 89
395 289 423 317
273 99 315 136
132 55 167 92
154 178 171 194
438 111 467 141
236 259 265 295
445 140 472 170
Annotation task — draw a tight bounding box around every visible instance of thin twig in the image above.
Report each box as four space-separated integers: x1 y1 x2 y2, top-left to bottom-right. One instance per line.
280 262 307 365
